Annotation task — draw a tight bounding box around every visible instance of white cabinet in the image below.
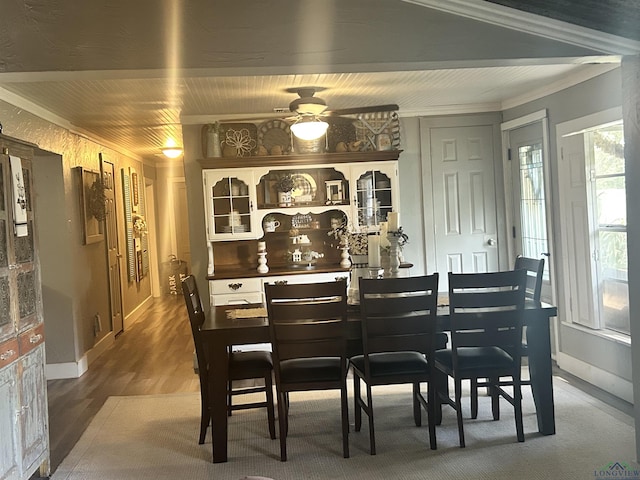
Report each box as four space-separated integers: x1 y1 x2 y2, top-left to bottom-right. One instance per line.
0 359 20 480
203 169 257 241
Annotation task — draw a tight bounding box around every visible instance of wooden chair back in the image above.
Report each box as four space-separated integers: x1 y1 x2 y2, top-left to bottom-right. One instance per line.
448 270 527 355
181 275 208 380
514 255 545 304
264 279 349 369
359 274 439 356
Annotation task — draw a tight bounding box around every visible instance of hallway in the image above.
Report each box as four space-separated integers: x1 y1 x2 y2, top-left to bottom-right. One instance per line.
46 295 198 472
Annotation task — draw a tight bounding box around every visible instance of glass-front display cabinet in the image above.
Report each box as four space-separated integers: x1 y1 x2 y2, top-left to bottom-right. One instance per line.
351 162 398 230
203 169 256 240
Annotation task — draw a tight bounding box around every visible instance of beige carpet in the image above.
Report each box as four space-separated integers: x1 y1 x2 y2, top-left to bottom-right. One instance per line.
51 378 638 480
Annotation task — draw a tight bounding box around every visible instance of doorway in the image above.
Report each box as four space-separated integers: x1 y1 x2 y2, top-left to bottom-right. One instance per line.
100 155 124 335
501 112 555 305
421 116 502 291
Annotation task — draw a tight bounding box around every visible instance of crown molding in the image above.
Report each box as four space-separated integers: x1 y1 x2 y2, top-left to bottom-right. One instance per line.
402 0 640 55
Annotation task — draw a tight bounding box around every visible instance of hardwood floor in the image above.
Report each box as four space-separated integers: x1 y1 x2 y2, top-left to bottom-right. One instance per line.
46 295 199 473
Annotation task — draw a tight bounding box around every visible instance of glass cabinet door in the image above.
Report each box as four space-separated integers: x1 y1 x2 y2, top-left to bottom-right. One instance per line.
204 170 255 240
351 162 397 230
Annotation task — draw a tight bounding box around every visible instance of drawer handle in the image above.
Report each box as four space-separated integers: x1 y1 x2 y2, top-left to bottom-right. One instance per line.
274 280 288 285
335 276 348 282
0 349 15 361
228 283 243 291
29 334 42 344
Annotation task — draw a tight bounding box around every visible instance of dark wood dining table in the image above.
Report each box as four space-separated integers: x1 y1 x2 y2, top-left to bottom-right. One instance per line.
200 300 558 463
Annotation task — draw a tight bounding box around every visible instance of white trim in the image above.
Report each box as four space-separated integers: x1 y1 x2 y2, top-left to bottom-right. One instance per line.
45 332 115 379
557 352 634 404
123 295 153 330
501 109 550 132
402 0 640 55
557 106 624 137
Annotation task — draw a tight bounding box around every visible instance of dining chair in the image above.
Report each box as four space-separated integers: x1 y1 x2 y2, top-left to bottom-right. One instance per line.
181 275 276 444
351 274 440 455
469 256 545 418
264 279 350 461
434 269 527 447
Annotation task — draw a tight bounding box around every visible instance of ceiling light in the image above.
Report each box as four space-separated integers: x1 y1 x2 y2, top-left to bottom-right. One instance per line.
290 118 329 141
161 147 183 158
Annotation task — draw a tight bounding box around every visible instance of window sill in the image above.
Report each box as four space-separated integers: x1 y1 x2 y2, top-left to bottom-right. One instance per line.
560 321 631 347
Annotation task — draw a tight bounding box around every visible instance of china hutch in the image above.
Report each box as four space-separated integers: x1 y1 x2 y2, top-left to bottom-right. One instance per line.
199 150 401 307
0 135 49 480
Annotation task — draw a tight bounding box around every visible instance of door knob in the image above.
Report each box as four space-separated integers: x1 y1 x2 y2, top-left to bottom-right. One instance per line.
487 238 496 246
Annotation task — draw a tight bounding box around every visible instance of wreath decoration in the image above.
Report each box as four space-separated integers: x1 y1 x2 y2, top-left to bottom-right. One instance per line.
87 178 107 221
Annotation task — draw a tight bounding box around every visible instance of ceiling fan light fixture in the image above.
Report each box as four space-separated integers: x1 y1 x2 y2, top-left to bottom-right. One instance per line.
290 118 329 141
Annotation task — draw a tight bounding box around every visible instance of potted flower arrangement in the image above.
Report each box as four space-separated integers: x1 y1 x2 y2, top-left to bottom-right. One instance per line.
275 174 295 206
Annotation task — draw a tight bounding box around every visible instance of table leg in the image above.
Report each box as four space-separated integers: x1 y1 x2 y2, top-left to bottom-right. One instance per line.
526 313 556 435
209 338 230 462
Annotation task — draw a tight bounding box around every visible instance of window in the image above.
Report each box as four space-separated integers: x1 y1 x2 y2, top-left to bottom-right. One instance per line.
586 123 629 334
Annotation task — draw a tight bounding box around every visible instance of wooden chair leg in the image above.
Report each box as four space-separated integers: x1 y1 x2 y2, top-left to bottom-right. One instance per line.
454 377 465 448
514 378 525 442
199 396 210 444
341 383 350 458
227 381 232 417
413 383 422 427
470 378 479 419
490 376 500 420
277 390 288 461
353 374 362 432
427 384 437 450
264 373 276 440
366 383 376 456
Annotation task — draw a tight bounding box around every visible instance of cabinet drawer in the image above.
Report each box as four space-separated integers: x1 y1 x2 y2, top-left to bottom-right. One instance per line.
18 324 45 356
211 291 264 306
0 338 19 370
263 271 349 287
210 278 262 295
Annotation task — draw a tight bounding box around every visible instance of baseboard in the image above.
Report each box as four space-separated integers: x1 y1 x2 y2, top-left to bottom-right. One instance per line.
46 330 115 380
124 294 153 330
556 351 634 404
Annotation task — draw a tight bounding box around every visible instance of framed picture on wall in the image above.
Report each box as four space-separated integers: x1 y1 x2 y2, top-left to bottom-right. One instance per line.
76 166 105 244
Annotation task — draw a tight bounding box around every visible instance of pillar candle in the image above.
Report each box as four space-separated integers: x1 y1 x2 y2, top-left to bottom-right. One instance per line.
388 212 399 232
258 241 266 252
379 222 390 248
368 234 381 267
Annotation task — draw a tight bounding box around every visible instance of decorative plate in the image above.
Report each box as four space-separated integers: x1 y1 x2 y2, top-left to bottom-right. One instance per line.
258 119 292 155
290 173 316 201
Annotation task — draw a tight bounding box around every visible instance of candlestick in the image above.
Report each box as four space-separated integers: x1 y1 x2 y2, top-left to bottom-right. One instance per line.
388 212 399 232
387 233 400 276
340 243 351 268
368 234 381 267
257 251 269 273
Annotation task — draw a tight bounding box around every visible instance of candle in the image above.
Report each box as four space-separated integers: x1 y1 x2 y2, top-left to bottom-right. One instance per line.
258 241 266 252
388 212 399 232
379 222 390 248
368 234 381 267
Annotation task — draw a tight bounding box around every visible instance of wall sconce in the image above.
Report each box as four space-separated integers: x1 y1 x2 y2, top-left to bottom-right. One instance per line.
290 117 329 141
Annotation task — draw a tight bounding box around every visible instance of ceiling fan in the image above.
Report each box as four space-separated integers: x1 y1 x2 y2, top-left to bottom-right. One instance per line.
284 86 398 141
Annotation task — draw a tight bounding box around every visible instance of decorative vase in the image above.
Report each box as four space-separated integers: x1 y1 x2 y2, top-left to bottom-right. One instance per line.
206 130 221 157
278 191 292 207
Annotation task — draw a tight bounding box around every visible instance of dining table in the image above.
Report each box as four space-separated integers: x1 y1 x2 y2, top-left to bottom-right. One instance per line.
200 299 558 463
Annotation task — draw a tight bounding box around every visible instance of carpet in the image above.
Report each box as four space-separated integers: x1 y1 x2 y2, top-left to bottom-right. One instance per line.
51 378 639 480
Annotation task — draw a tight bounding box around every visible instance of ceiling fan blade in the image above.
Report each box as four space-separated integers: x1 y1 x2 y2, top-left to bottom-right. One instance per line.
327 104 399 116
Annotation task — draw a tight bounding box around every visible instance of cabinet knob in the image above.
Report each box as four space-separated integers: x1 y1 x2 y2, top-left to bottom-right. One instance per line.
29 333 43 344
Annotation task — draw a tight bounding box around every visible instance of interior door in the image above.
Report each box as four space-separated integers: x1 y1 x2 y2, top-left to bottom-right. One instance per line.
170 179 191 266
508 122 554 302
100 155 123 335
430 125 499 290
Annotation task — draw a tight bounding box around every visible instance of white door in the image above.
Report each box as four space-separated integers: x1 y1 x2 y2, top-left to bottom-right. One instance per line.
430 125 499 290
507 122 554 302
170 179 191 266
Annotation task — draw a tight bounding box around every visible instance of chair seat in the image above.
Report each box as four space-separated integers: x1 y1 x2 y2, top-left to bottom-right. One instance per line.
435 346 514 373
229 350 273 379
351 351 429 377
280 357 342 383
